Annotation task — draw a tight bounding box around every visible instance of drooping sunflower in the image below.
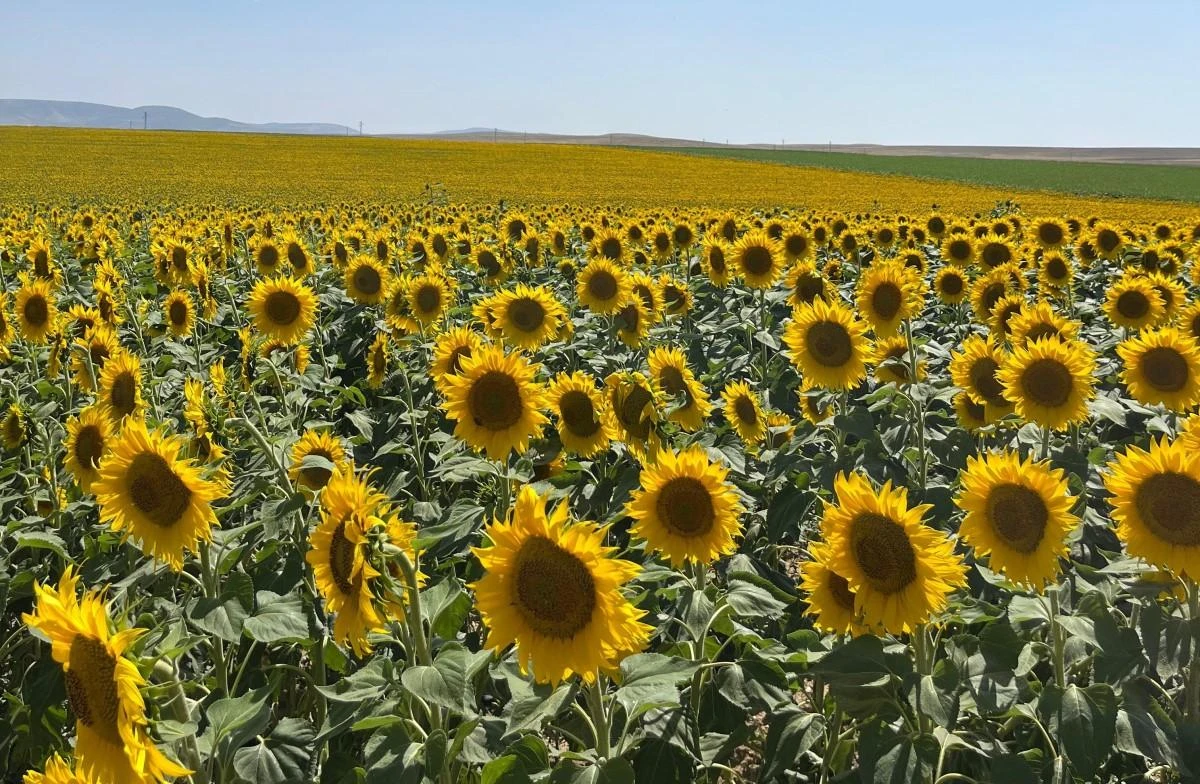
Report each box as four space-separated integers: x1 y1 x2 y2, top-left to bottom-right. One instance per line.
625 445 742 567
408 273 451 326
1147 272 1187 322
247 276 317 345
431 326 485 392
782 299 872 390
987 292 1026 338
731 230 784 289
474 246 510 285
98 351 144 424
471 485 651 685
956 451 1077 588
1118 327 1200 411
441 345 548 460
1105 436 1200 578
786 262 829 307
22 754 101 784
873 336 924 385
722 380 766 445
933 267 968 304
65 405 112 492
800 543 867 636
307 470 418 656
603 371 661 463
628 271 663 323
1105 276 1165 330
970 266 1018 324
16 277 57 344
996 336 1095 430
162 290 195 338
577 259 630 315
93 419 225 570
647 346 712 432
492 284 564 350
289 429 350 494
702 240 732 287
70 326 120 391
659 275 693 317
367 331 388 388
22 569 191 784
954 390 990 430
612 298 649 348
3 403 26 450
547 371 612 457
344 255 390 305
797 387 833 426
820 473 966 634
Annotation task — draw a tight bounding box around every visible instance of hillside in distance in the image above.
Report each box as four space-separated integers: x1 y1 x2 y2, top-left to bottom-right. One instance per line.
0 99 355 135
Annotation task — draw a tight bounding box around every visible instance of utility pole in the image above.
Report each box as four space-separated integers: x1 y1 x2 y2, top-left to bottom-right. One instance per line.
143 111 147 130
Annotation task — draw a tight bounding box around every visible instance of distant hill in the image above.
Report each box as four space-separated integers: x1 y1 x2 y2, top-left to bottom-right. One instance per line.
0 99 355 136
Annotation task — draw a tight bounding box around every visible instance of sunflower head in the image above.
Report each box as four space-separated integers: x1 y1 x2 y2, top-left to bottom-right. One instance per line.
247 276 317 345
442 345 549 460
1118 327 1200 411
996 336 1095 431
783 299 872 391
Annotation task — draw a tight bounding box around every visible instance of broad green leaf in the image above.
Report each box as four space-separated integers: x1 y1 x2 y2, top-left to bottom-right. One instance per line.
244 591 311 644
232 717 314 783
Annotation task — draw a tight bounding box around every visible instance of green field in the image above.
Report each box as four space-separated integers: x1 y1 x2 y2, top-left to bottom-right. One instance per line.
653 147 1200 205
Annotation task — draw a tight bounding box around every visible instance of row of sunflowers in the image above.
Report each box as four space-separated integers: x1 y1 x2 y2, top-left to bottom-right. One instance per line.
3 203 1200 783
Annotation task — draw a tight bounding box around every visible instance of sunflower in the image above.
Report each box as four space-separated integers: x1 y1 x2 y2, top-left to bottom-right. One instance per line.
307 470 418 656
577 259 629 315
408 273 451 326
22 754 101 784
1105 436 1200 578
857 262 922 337
659 276 692 316
988 293 1026 338
648 346 712 432
949 335 1012 418
98 351 144 424
625 446 742 567
603 371 661 463
431 326 485 392
703 240 732 287
93 419 225 570
247 276 317 345
547 372 612 457
22 569 191 783
70 326 120 391
342 255 390 306
628 271 663 323
1180 301 1200 344
996 336 1095 431
474 246 510 285
492 284 564 350
1118 327 1200 411
16 277 57 344
873 336 924 385
797 387 833 425
442 345 548 460
0 293 14 347
933 267 968 304
471 485 651 685
820 473 966 634
783 299 872 390
1007 301 1079 348
977 235 1016 269
940 234 975 267
800 543 868 635
590 228 625 263
367 331 389 389
1147 273 1187 322
731 230 784 289
649 227 674 260
954 390 990 430
1038 252 1074 291
1089 222 1125 260
65 405 112 492
722 380 766 445
279 230 315 277
970 267 1017 323
1031 217 1069 249
1105 276 1165 330
251 235 284 276
3 403 26 450
781 224 812 263
161 290 195 338
288 430 350 494
956 451 1077 587
786 262 828 307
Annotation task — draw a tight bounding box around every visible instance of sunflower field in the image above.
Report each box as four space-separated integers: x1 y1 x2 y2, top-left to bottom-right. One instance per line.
3 195 1200 784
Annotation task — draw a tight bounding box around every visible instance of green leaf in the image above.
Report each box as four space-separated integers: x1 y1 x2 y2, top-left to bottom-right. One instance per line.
245 591 312 644
549 757 636 784
614 654 698 724
1049 683 1117 779
422 578 472 640
400 643 491 716
1115 678 1179 768
11 530 67 559
232 717 314 783
725 572 789 618
201 687 272 761
188 571 253 642
363 725 422 784
760 708 823 781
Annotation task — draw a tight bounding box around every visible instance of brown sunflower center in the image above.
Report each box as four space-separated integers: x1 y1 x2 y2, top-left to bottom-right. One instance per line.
513 535 596 639
34 248 50 276
784 235 808 257
469 371 523 431
353 265 382 296
172 245 188 272
109 371 137 417
1025 324 1060 344
65 635 121 743
126 452 192 528
299 448 334 490
74 425 105 469
939 273 964 295
1046 258 1068 280
656 476 716 537
1117 291 1150 320
559 390 601 438
1135 472 1200 546
657 365 691 402
981 243 1011 268
709 247 726 274
1140 347 1190 392
264 290 302 326
334 242 349 265
982 283 1007 314
850 513 917 594
446 346 472 376
416 285 442 314
948 239 972 261
1039 223 1064 245
478 250 501 276
587 270 619 302
617 383 654 440
987 483 1048 554
1097 229 1121 253
257 245 279 270
805 321 853 367
1020 358 1073 408
329 519 358 594
795 273 825 303
23 294 48 327
169 298 189 327
969 357 1006 404
600 237 622 260
828 572 856 611
871 282 903 321
508 297 546 333
287 243 308 272
733 395 758 425
742 245 774 276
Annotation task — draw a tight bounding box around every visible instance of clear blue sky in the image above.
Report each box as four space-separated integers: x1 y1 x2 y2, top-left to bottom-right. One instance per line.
3 0 1196 146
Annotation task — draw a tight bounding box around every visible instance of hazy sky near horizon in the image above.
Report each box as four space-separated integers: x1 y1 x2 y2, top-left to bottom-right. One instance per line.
3 0 1197 146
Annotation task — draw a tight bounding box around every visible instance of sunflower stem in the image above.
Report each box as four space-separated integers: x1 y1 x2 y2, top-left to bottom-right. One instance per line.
1040 425 1052 462
912 623 932 736
902 320 927 493
1187 579 1200 722
585 674 612 759
397 358 430 501
153 660 207 784
757 287 769 386
199 542 231 697
1048 584 1067 690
